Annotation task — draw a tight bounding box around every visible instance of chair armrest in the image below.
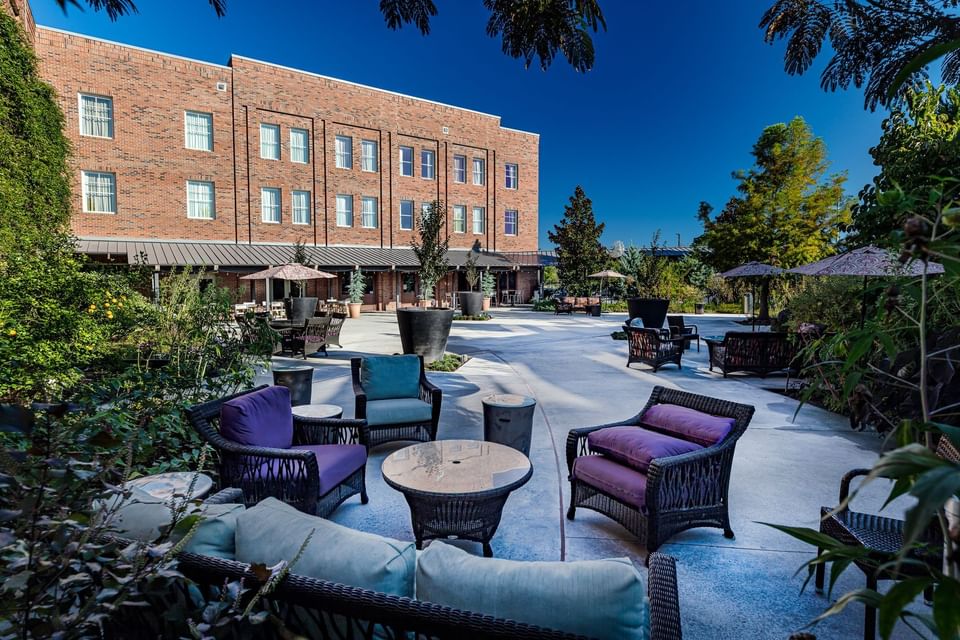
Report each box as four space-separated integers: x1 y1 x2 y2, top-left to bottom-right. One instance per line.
565 416 644 473
687 324 699 334
293 416 370 448
204 487 244 505
353 382 368 420
648 553 681 640
838 468 872 505
419 373 442 406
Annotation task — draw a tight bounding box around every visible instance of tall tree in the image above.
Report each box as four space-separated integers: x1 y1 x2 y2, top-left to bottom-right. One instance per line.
695 116 851 320
548 186 608 296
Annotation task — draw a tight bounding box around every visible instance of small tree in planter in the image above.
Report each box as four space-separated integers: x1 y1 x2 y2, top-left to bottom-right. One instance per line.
481 271 496 311
346 268 365 319
411 200 449 306
459 250 484 316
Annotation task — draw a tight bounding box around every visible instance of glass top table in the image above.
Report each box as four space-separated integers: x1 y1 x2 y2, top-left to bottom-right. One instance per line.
125 471 213 502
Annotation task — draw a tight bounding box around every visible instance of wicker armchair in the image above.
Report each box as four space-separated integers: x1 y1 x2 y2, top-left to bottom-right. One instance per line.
352 355 442 448
302 315 332 357
566 386 755 554
324 312 346 348
666 315 699 352
624 325 685 372
186 386 370 517
814 435 960 640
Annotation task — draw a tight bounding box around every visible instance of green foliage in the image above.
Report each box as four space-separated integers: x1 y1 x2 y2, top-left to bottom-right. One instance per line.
411 200 449 301
464 251 480 291
347 268 366 304
481 271 495 298
454 313 491 321
424 353 469 372
548 186 608 296
784 278 865 334
531 298 556 312
610 329 627 340
543 265 559 285
602 300 627 312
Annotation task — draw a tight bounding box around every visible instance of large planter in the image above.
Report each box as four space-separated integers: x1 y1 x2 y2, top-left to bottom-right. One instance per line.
347 302 362 319
459 291 483 317
396 308 454 364
627 297 670 330
287 297 318 322
482 297 492 311
694 303 706 315
272 366 313 406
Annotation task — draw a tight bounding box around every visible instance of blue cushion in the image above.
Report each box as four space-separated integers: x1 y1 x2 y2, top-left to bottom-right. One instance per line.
365 398 432 426
362 355 421 401
182 503 245 559
221 386 293 450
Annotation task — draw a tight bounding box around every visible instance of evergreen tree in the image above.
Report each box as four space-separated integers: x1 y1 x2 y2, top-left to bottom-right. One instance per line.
547 186 608 296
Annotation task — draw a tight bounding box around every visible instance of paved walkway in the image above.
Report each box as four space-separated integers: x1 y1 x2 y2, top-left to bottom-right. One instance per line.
257 308 922 640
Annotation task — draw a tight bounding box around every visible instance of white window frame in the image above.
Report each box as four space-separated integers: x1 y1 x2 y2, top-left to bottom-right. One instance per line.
421 149 435 180
472 158 485 186
505 163 518 189
186 180 215 220
260 124 280 160
399 200 414 231
335 135 353 169
336 194 353 227
260 187 281 223
452 205 467 234
78 94 113 139
361 196 378 229
399 146 414 177
184 111 213 151
421 202 432 220
472 206 485 234
292 190 311 225
81 171 116 214
453 155 466 184
504 209 518 236
361 139 378 172
290 128 309 164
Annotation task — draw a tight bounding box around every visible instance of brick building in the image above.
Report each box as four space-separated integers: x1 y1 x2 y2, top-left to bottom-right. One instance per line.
5 0 542 309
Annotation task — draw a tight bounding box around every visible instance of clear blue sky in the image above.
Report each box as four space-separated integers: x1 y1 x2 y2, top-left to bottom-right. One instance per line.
32 0 885 250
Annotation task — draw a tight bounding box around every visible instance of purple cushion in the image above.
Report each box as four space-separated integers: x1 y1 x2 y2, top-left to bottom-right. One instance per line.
244 444 366 495
640 404 735 447
221 386 294 450
572 455 648 509
588 427 703 473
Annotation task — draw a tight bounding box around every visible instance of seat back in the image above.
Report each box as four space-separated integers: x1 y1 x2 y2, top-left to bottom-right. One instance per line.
325 313 346 346
667 315 685 333
356 355 422 401
625 325 664 359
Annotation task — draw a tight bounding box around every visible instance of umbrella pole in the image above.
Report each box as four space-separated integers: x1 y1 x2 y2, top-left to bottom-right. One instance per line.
860 275 868 329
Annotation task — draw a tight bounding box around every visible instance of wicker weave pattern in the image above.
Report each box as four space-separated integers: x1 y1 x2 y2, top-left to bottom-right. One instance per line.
707 332 797 377
624 325 684 372
352 356 442 448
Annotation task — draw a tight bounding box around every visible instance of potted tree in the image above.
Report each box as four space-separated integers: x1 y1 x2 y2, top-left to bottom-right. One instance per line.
397 200 454 363
286 239 318 322
346 268 365 319
481 271 495 311
459 250 484 317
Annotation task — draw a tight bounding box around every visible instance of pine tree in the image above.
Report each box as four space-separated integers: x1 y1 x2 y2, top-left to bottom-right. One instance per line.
547 186 608 296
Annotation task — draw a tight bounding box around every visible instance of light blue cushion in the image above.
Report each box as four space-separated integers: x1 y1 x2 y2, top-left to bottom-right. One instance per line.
235 497 416 597
183 503 245 559
416 541 649 640
362 355 421 401
365 398 432 426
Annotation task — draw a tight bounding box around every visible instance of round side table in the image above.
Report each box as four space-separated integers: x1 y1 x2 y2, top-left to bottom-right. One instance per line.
482 394 536 456
291 403 343 420
125 471 213 501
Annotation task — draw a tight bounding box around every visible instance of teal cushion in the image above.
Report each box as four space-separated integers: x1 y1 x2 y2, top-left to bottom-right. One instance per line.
362 355 421 401
365 398 432 426
416 541 649 640
182 503 245 559
235 497 416 597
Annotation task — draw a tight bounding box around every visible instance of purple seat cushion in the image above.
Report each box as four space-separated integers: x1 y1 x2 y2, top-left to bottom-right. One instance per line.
640 404 735 447
588 427 703 473
221 386 294 450
244 444 366 496
572 455 648 510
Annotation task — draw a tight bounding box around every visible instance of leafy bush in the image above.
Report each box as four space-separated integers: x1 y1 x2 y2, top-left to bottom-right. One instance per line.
601 300 627 312
424 353 470 372
347 268 366 304
532 299 557 312
481 271 495 298
454 313 492 321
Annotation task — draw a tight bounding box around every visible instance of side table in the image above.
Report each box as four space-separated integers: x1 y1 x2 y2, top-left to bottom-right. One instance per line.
125 471 213 501
482 394 536 456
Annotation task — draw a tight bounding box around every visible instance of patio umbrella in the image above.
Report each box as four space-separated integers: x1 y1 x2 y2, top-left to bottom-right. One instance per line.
720 262 784 328
241 263 337 304
788 245 944 327
588 269 627 297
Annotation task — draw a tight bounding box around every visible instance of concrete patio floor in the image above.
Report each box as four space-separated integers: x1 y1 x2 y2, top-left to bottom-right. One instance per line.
257 308 927 640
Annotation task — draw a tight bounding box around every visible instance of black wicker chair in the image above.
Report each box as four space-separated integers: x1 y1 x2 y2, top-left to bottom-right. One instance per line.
567 386 755 554
814 435 960 640
324 312 347 349
624 325 685 372
666 315 699 352
707 331 796 377
186 386 369 517
352 356 442 448
302 315 332 357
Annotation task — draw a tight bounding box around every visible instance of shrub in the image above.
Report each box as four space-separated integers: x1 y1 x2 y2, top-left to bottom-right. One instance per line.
424 353 470 372
532 299 556 312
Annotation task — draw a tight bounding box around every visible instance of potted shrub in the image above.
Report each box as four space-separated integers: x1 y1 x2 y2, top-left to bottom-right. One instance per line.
398 200 454 363
286 239 318 321
346 268 365 319
459 251 484 317
481 271 495 311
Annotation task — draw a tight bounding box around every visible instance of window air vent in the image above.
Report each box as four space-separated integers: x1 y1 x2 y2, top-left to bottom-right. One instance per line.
216 82 228 92
442 126 450 135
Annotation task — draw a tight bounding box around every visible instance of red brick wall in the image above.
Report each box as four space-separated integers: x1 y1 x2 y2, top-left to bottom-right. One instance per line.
3 0 35 42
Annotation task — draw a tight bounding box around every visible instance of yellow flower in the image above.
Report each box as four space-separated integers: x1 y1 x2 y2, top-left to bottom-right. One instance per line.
103 302 110 308
106 311 114 319
121 295 127 300
88 307 95 314
7 329 15 337
111 298 117 303
117 302 124 308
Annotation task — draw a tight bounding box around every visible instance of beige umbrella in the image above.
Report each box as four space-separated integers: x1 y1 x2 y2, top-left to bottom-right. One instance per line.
240 264 337 304
588 269 627 297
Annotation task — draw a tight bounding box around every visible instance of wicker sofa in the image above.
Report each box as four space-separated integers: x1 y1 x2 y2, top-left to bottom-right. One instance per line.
707 331 797 377
555 296 601 314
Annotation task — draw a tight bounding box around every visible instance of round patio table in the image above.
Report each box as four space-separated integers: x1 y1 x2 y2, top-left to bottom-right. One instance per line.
291 403 343 420
125 471 213 502
381 439 532 557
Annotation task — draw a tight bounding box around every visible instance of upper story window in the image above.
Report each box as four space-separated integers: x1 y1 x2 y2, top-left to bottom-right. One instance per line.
292 190 311 225
79 94 113 139
82 171 116 213
361 140 378 172
335 135 352 169
421 149 435 180
399 200 414 231
261 187 281 223
260 124 280 160
504 209 518 236
472 206 485 234
186 181 215 220
453 155 466 184
421 202 432 220
184 111 213 151
452 205 466 233
399 146 414 177
361 196 378 229
472 158 485 186
505 163 518 189
290 128 309 164
336 194 353 227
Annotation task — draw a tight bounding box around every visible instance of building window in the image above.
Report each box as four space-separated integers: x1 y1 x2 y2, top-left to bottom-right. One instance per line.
361 196 378 228
361 139 378 172
453 205 466 233
399 200 414 230
81 171 116 213
260 124 280 160
79 94 113 138
186 180 215 219
261 187 280 223
399 146 413 177
504 209 518 235
184 111 213 151
290 128 309 164
453 155 466 183
421 149 435 180
505 163 518 189
292 190 311 225
335 135 352 169
472 206 485 234
472 158 485 185
336 194 353 227
421 202 432 220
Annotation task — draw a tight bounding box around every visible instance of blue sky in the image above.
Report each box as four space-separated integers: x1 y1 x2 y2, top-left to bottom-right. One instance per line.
33 0 886 249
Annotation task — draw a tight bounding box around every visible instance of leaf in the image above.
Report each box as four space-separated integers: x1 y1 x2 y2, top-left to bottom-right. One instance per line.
878 578 929 639
933 579 960 640
903 465 960 547
172 514 200 536
2 570 32 592
888 38 960 102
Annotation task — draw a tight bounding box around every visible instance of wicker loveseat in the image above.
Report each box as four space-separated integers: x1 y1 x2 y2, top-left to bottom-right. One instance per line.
567 386 755 553
555 296 601 314
707 331 797 377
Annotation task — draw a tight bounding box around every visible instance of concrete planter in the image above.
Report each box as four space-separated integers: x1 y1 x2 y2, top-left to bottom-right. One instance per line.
347 302 362 319
627 297 670 329
272 366 313 406
482 297 492 311
694 303 706 315
459 291 483 317
287 297 318 322
397 307 454 363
